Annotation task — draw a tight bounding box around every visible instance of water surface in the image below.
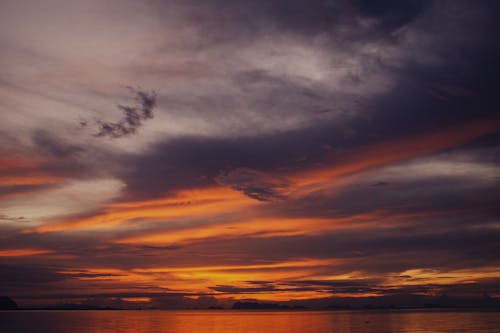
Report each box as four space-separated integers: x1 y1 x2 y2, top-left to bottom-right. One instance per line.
1 309 499 333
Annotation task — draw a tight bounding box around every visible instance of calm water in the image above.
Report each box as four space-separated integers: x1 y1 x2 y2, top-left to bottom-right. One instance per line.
1 309 499 333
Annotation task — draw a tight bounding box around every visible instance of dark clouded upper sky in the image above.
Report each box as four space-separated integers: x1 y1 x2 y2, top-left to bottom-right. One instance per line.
1 0 500 308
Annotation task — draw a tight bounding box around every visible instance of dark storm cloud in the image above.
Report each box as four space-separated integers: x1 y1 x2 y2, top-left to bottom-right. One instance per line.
94 88 157 138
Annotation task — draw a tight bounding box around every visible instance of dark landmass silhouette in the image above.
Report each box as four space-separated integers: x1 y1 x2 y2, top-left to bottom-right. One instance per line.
5 294 500 311
0 296 18 310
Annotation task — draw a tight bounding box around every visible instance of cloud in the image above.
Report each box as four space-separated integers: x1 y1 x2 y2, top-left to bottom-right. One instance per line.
215 167 290 201
210 284 276 294
0 215 26 223
1 0 500 307
32 131 85 157
0 265 66 296
94 88 157 138
353 0 426 32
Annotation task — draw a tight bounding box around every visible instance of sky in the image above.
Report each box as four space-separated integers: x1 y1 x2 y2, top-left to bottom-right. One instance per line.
0 0 500 309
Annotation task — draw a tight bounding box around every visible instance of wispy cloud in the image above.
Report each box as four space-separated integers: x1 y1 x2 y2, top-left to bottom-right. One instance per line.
94 88 157 138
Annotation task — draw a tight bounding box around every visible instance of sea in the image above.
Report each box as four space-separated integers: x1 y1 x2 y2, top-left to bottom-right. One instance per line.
0 309 499 332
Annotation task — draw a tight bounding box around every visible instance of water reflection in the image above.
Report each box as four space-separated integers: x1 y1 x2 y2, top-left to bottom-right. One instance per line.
1 309 499 333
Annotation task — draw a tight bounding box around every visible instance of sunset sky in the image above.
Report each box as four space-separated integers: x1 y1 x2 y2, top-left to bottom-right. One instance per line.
1 0 500 308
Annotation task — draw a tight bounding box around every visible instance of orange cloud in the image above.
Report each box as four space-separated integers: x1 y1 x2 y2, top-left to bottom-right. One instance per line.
116 216 364 246
0 248 53 257
116 210 453 246
121 297 151 302
23 118 500 240
0 174 61 186
55 258 343 300
386 267 500 287
0 155 46 172
290 117 500 188
28 187 259 234
133 258 342 274
0 153 62 198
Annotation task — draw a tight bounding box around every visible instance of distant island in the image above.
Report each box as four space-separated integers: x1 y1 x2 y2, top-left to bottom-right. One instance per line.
0 296 18 310
3 295 500 311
